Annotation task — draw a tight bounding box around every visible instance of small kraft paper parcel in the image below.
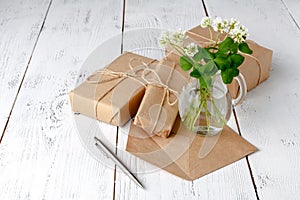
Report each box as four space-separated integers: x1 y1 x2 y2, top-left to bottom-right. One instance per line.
69 52 158 126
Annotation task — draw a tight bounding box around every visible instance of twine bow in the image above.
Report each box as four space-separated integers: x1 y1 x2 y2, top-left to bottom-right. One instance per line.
140 60 178 135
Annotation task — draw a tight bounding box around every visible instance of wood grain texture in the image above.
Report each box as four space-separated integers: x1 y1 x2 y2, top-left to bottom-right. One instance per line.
0 0 51 140
115 0 257 199
124 0 203 30
204 0 300 199
0 0 123 199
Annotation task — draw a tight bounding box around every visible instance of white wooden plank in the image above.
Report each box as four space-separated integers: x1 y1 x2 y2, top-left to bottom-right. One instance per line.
124 0 202 30
115 0 257 199
283 0 300 28
205 0 300 199
0 0 123 199
0 0 51 139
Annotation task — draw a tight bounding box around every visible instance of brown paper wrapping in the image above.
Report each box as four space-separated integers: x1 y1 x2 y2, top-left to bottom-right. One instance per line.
69 52 157 126
133 59 189 138
126 117 258 180
166 26 273 98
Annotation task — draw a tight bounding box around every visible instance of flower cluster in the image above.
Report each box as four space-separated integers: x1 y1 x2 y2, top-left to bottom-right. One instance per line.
200 16 248 43
184 43 199 57
159 30 199 57
159 30 186 47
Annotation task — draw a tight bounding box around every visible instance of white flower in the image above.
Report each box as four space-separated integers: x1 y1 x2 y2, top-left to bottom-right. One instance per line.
184 43 199 57
172 30 186 46
159 31 172 47
159 30 186 47
230 25 248 43
228 18 239 30
212 17 226 33
222 18 229 32
200 17 212 28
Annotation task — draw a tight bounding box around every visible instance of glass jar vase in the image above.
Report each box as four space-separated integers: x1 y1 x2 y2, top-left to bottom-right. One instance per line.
178 72 247 136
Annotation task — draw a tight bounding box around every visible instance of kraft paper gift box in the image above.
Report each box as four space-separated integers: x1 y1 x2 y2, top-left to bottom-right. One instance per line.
69 52 157 126
126 117 258 180
166 26 273 98
133 58 189 138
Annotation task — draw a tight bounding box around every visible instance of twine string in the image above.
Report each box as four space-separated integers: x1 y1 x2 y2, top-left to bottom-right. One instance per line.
85 57 178 125
86 58 155 121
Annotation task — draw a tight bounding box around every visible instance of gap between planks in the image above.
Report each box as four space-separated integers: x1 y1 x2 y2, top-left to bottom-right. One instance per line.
113 0 127 199
280 0 300 30
233 108 260 200
0 0 53 144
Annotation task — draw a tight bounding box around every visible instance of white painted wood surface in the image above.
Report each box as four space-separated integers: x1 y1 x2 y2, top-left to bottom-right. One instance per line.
0 0 51 140
0 0 299 199
0 0 123 199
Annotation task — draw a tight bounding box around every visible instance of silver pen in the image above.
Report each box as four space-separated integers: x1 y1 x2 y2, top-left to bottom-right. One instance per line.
94 136 144 189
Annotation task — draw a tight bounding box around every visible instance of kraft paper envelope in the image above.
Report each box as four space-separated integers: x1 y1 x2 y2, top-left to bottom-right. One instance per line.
126 118 257 180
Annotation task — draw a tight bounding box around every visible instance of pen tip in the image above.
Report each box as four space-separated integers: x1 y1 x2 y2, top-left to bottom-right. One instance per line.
138 183 144 189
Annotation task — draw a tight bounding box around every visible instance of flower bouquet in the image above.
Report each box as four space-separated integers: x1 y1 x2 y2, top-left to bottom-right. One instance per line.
159 17 253 135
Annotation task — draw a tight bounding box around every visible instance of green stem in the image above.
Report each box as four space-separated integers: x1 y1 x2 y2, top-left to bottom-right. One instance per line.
191 100 204 129
211 98 226 126
183 78 228 134
214 32 221 47
223 27 232 41
167 40 185 56
208 27 213 45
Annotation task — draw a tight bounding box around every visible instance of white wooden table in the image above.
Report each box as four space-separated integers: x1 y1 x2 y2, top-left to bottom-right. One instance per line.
1 0 300 199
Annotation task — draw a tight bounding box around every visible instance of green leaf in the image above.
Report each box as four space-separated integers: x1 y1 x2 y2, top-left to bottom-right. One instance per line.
193 47 213 62
194 64 205 75
199 76 212 88
214 57 231 70
203 60 214 71
230 42 239 54
180 56 193 71
229 54 245 68
192 51 203 62
202 48 214 60
219 37 234 51
215 49 230 58
238 42 253 54
233 68 240 77
202 60 218 76
205 49 216 59
221 68 235 84
190 69 201 78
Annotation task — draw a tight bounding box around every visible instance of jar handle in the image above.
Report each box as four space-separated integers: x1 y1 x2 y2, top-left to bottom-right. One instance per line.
232 73 247 106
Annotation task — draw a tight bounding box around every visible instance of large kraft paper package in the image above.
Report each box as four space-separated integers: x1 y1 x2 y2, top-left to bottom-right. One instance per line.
126 117 258 180
133 59 189 138
69 52 157 126
166 26 273 98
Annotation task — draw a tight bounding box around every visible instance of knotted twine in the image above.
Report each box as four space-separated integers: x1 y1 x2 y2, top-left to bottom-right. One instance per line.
86 57 178 126
86 58 154 123
139 60 178 135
